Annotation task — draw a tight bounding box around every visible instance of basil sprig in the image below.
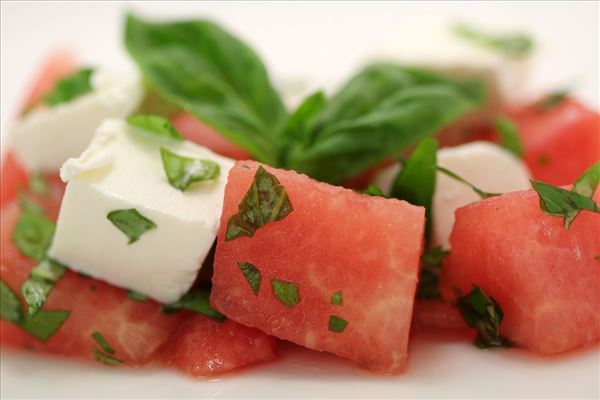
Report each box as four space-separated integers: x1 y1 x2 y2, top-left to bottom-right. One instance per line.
436 165 499 199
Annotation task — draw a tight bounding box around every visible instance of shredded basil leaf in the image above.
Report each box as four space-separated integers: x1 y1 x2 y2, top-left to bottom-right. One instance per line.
44 68 94 107
271 279 300 308
536 91 568 112
21 258 67 315
494 115 524 158
29 174 49 196
453 23 533 58
226 165 293 241
417 247 450 300
362 185 387 197
160 147 220 191
91 331 116 354
328 315 349 333
127 114 183 141
565 162 600 227
93 347 123 366
330 290 343 306
456 285 509 349
106 209 157 244
126 290 148 303
162 288 225 322
436 166 499 199
12 209 55 261
1 279 23 324
237 262 262 295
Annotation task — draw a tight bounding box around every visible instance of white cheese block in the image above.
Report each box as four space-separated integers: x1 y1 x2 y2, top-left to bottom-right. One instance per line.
10 69 143 172
48 119 235 303
372 141 531 249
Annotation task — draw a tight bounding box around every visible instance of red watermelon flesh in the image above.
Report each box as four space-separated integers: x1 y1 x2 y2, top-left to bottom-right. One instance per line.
0 152 30 207
439 189 600 355
211 161 425 373
412 300 468 332
161 311 277 377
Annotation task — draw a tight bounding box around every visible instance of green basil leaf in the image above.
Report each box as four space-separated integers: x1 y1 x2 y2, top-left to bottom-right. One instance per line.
328 315 349 333
44 68 94 107
1 279 23 324
565 162 600 227
225 165 293 241
453 23 534 58
125 14 286 164
494 115 524 158
127 114 184 141
106 209 157 244
21 310 70 341
160 147 220 191
436 166 500 199
162 288 225 322
126 290 148 303
237 262 262 295
271 278 300 308
93 347 123 366
362 185 387 197
536 91 568 112
330 290 343 306
18 195 44 215
91 331 116 354
29 174 50 196
417 247 450 300
21 258 67 315
456 285 509 348
12 210 55 261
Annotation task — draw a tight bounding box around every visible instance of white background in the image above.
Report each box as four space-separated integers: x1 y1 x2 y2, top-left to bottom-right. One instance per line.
1 1 599 399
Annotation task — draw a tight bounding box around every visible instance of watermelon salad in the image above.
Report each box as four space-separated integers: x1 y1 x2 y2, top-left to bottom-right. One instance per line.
1 14 598 378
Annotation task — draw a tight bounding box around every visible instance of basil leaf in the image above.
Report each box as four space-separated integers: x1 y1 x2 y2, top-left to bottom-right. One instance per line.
160 147 220 191
225 165 293 241
417 247 449 300
536 91 568 112
362 185 387 197
93 347 123 366
29 174 49 196
21 258 67 315
436 166 499 199
106 209 157 244
91 331 116 354
44 68 94 107
12 209 55 261
271 278 300 308
127 114 184 141
456 285 509 348
565 162 600 227
328 315 349 333
330 290 343 306
391 138 438 238
162 288 225 322
1 279 23 324
18 195 44 215
126 290 148 303
125 14 286 164
237 262 261 295
494 115 523 158
285 65 484 184
453 23 533 58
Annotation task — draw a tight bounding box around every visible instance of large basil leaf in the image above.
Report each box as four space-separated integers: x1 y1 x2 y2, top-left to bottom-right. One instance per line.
125 14 287 164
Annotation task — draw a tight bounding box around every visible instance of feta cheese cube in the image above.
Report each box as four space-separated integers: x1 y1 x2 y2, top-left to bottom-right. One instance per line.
48 118 234 303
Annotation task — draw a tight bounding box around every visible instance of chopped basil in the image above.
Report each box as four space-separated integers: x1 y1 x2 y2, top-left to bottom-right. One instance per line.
436 166 499 199
106 209 157 244
494 115 523 158
126 290 148 303
21 258 67 315
91 331 115 354
160 147 220 191
93 347 123 366
162 288 225 322
44 68 94 107
1 279 23 324
18 195 44 215
127 114 183 141
328 315 349 333
226 165 293 241
456 285 509 349
362 185 386 197
29 174 49 196
12 208 55 261
330 290 343 306
565 162 600 227
238 262 262 295
453 23 533 58
536 91 568 112
271 279 300 308
417 247 450 300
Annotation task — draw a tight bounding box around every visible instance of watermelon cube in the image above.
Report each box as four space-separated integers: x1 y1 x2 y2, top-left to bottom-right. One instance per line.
211 161 425 373
439 189 600 354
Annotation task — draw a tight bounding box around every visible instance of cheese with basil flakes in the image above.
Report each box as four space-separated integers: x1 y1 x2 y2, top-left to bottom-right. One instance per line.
48 118 234 303
9 69 143 172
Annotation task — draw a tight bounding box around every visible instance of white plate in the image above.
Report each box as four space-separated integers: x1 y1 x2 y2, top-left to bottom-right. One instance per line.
1 2 599 399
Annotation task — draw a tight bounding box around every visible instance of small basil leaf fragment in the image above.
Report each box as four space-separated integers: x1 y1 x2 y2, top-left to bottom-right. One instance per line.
362 185 387 197
271 279 300 309
12 209 55 261
92 331 116 354
328 315 349 333
494 115 523 158
330 290 343 306
436 166 499 199
237 262 262 295
565 162 600 228
417 247 450 300
107 209 157 244
29 174 50 196
127 114 184 141
453 23 533 58
93 347 123 366
162 288 225 322
1 279 23 324
21 258 67 315
126 290 148 303
536 91 568 112
18 195 44 215
226 165 293 241
456 285 509 349
44 68 94 107
160 147 220 191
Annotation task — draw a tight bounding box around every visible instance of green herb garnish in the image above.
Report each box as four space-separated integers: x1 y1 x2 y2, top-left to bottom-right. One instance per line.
20 258 67 315
162 288 225 322
494 115 523 158
417 247 450 300
12 208 55 261
226 165 293 241
29 174 49 196
328 315 349 333
1 279 23 324
92 347 123 366
160 147 220 191
330 290 343 306
456 285 509 349
453 23 534 58
126 290 148 303
237 262 262 295
18 195 44 215
536 91 568 112
271 279 300 308
106 209 157 244
127 114 184 141
44 68 94 107
91 331 116 354
436 166 499 199
362 185 386 197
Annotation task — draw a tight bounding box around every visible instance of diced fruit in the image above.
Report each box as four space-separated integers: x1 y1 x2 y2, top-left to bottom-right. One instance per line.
211 161 425 373
171 112 251 160
0 152 29 207
439 188 600 354
161 311 277 377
